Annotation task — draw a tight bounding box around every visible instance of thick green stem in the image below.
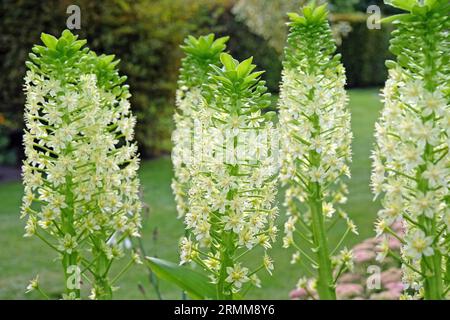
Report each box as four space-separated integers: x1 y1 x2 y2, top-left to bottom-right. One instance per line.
215 133 240 300
92 236 113 300
416 15 444 299
306 109 336 300
217 231 234 300
308 182 336 300
418 144 443 300
62 252 80 299
62 173 81 299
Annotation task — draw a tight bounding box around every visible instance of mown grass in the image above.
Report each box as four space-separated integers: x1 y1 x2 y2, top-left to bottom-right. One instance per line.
0 89 382 299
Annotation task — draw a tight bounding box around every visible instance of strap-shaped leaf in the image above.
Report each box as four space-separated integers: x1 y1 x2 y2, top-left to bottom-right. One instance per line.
220 53 238 72
380 13 410 24
145 257 216 299
40 33 58 50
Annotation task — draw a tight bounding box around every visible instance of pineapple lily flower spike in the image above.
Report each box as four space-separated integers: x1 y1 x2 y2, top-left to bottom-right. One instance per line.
172 34 229 219
22 30 142 300
148 51 279 300
278 3 355 300
371 0 450 300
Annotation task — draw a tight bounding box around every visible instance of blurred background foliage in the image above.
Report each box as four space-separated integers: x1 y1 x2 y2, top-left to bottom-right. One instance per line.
1 0 395 163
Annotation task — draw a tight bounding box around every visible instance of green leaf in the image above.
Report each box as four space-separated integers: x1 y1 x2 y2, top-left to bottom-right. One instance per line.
56 38 68 52
385 0 415 11
212 36 229 53
212 75 233 86
312 4 328 23
62 29 76 40
303 5 313 20
411 4 429 16
145 257 217 299
243 71 264 85
102 54 116 64
236 57 255 78
380 13 409 23
72 39 87 51
385 60 397 69
40 33 58 50
220 53 237 71
287 12 305 24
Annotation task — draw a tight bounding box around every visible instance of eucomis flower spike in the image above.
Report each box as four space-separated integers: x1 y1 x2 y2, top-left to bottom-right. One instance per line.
22 30 142 299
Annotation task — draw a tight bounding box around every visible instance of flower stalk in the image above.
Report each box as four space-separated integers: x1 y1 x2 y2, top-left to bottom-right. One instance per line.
371 0 449 300
279 3 355 300
177 50 279 299
22 30 142 299
172 34 229 219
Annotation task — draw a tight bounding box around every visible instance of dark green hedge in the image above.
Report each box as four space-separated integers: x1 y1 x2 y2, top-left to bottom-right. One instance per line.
0 0 229 158
215 10 282 93
0 1 392 161
338 18 393 88
222 12 393 91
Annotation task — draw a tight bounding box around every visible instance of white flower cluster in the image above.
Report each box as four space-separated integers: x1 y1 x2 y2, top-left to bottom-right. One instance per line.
279 69 352 214
22 31 141 299
23 71 141 237
172 34 229 219
172 86 203 218
278 5 355 299
178 53 279 295
371 1 449 299
372 73 449 293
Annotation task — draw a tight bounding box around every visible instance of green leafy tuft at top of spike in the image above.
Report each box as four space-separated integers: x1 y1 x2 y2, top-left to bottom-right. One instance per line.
287 2 328 26
179 34 229 88
381 0 450 23
181 34 229 61
208 53 270 102
28 29 128 96
385 0 448 13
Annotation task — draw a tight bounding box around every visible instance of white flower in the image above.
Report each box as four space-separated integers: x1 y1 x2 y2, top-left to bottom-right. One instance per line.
410 192 439 219
422 163 448 188
250 274 261 288
404 230 434 260
375 219 388 238
376 237 390 262
89 288 97 300
22 30 142 299
132 252 143 265
399 80 424 106
263 254 274 275
26 275 40 293
291 252 300 265
226 264 250 289
222 213 244 233
179 237 196 265
58 234 78 254
422 91 446 117
378 197 403 224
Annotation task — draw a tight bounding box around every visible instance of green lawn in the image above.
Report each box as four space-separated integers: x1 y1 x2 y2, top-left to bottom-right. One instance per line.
0 89 382 299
